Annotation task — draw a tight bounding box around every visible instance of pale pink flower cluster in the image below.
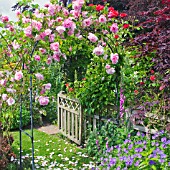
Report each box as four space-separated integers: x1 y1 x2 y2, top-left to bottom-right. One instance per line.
106 67 115 74
83 18 92 27
6 97 15 106
35 73 44 80
12 40 20 50
38 96 49 106
2 94 7 101
88 33 98 43
110 53 119 64
0 79 7 86
72 0 84 12
34 9 44 18
32 20 42 31
93 46 104 56
44 83 51 90
6 88 16 93
56 26 66 34
48 4 56 16
14 71 23 81
44 29 52 36
110 23 118 33
24 26 32 37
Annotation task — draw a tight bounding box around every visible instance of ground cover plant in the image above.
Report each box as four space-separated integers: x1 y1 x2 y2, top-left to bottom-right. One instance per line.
97 130 170 170
7 129 95 169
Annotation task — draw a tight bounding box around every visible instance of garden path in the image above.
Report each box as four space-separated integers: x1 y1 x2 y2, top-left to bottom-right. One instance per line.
37 124 59 135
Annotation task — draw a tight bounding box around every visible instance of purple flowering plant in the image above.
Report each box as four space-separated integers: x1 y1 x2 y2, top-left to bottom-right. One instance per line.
97 130 170 169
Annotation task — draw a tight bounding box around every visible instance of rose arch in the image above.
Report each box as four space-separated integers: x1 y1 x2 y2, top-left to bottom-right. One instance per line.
0 0 133 168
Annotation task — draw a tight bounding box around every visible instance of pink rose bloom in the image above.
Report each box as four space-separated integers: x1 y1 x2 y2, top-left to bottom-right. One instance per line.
32 20 42 31
56 26 66 34
7 97 15 106
12 40 20 49
44 29 52 36
56 17 63 22
2 94 8 101
69 46 72 51
63 19 74 28
38 96 49 106
70 10 80 18
39 48 46 54
24 26 32 37
34 55 40 61
102 29 109 35
110 53 119 64
16 11 21 16
44 83 51 90
103 54 108 60
106 68 115 74
68 29 74 36
1 16 9 22
53 52 60 62
35 73 44 80
6 88 16 93
0 79 7 86
82 11 88 18
46 57 52 65
50 42 59 51
110 23 118 33
99 15 107 23
83 18 92 27
22 17 31 23
15 71 23 81
93 46 104 56
39 32 46 40
40 89 46 95
48 4 56 16
78 35 83 40
105 64 111 69
10 77 15 82
88 33 98 43
63 8 69 16
49 34 55 42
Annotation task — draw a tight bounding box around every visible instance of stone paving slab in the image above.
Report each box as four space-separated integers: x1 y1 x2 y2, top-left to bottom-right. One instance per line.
37 125 59 135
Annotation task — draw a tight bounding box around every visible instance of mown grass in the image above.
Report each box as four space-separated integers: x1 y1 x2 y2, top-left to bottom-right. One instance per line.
7 129 95 169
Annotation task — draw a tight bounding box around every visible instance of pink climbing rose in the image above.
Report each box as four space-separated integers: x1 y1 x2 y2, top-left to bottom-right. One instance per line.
88 33 98 43
50 42 59 51
34 55 40 61
44 83 51 90
99 15 107 23
93 46 104 56
2 94 8 101
14 71 23 81
106 68 115 74
110 53 119 64
7 97 15 106
56 26 66 34
38 96 49 106
110 23 118 33
35 73 44 80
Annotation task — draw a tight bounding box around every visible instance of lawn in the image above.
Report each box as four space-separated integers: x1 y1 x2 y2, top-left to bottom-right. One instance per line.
8 129 95 170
